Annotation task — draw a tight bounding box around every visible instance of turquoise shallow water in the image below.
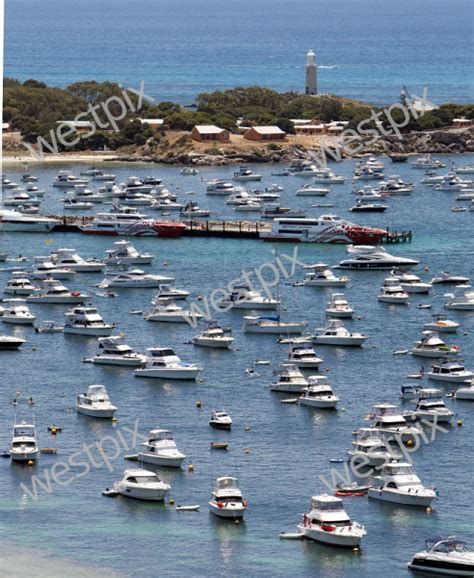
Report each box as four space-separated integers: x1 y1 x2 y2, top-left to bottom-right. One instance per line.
0 154 473 577
5 0 474 105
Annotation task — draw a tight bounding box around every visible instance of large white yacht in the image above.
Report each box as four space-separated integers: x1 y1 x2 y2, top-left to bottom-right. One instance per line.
193 323 234 348
444 286 474 311
269 363 308 393
27 278 87 304
390 269 432 293
100 268 172 289
209 477 247 519
233 167 262 181
134 347 201 380
104 240 154 265
243 315 307 334
312 167 346 184
3 272 36 296
313 319 367 346
90 336 146 366
369 461 436 507
145 298 202 323
287 345 323 368
206 180 241 195
0 210 59 233
76 385 117 418
297 495 366 547
336 246 419 270
427 361 473 383
408 537 474 576
410 397 454 424
411 154 446 169
411 332 460 358
366 403 421 443
348 428 401 467
52 170 89 187
423 314 459 333
30 257 76 280
303 263 349 287
10 420 39 462
377 277 410 304
1 299 36 325
220 283 280 310
299 376 339 408
51 248 105 272
111 469 170 501
138 428 186 467
325 293 354 318
64 307 115 336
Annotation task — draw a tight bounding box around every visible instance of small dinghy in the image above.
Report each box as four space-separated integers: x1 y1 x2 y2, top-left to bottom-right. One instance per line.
102 488 120 497
335 483 371 496
210 442 229 450
279 532 304 540
176 504 200 512
280 398 299 404
255 359 271 365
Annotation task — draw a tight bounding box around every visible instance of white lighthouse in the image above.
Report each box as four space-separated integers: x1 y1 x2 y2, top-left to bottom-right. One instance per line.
305 49 317 95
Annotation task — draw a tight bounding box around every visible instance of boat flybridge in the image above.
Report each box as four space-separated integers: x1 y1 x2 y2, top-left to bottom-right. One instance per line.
193 323 234 348
427 360 473 383
348 428 401 467
270 363 308 393
27 278 87 304
51 248 105 272
325 293 354 318
368 461 436 507
297 494 366 547
408 536 474 576
303 263 349 287
1 299 36 325
299 376 340 408
111 469 170 501
76 385 117 419
10 419 38 462
105 240 154 265
313 319 367 346
220 283 280 310
134 347 202 380
90 335 146 366
138 428 186 467
3 272 36 296
209 476 247 519
287 344 323 368
336 246 419 270
411 331 460 358
64 307 115 336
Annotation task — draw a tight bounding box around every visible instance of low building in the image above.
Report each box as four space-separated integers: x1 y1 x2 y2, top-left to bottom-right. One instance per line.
243 126 286 141
294 124 325 135
453 117 472 129
2 122 11 133
138 118 164 131
56 120 94 134
191 125 230 142
290 119 313 127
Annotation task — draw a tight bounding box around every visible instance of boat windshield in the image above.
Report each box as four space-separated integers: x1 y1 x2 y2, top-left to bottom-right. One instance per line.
312 499 343 511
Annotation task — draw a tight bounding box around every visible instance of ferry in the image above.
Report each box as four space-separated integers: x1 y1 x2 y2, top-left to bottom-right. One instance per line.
260 215 386 244
80 211 186 237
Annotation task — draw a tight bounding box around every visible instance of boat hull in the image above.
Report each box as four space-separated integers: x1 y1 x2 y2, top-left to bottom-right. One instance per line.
299 398 338 408
77 406 117 418
64 325 114 337
115 486 168 501
368 488 435 507
92 355 145 367
27 295 86 304
2 316 35 325
297 525 363 547
313 337 366 346
209 502 245 518
135 368 199 380
193 338 233 348
10 450 38 462
245 324 306 334
138 453 184 468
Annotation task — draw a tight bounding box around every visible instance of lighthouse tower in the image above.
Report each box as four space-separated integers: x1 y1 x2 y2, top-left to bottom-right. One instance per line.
305 50 317 95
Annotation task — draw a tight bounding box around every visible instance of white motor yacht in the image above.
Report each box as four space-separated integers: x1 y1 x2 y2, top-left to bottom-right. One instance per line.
456 383 474 401
209 410 232 429
0 334 26 349
220 283 280 310
296 184 330 196
303 263 349 287
410 397 454 424
63 198 94 210
408 536 474 576
368 461 436 507
0 210 59 233
180 202 212 218
4 272 36 296
10 420 38 462
325 293 354 318
233 167 262 181
390 269 432 293
30 256 76 280
134 347 201 380
111 469 170 501
153 284 189 301
348 428 400 467
64 307 115 336
51 248 105 272
145 298 202 323
25 183 45 196
70 184 106 203
100 267 172 289
444 286 474 311
290 162 321 177
299 376 339 408
3 191 41 207
377 277 410 304
431 272 470 285
90 336 145 366
193 323 234 348
21 174 39 183
353 165 385 180
181 167 199 175
313 319 366 346
411 154 445 169
138 428 186 467
243 315 307 334
297 495 366 547
233 199 263 212
76 385 117 418
209 477 247 519
411 331 460 358
427 361 473 383
52 170 89 188
260 204 306 219
105 240 154 265
27 278 87 304
270 363 308 393
150 198 184 211
366 403 421 443
206 180 240 195
312 168 346 184
287 344 323 368
1 299 36 325
336 245 419 270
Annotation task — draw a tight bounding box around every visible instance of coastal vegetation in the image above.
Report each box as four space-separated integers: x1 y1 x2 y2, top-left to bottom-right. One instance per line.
3 78 474 154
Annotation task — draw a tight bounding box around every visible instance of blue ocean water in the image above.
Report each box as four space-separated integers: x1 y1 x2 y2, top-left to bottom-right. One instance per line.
0 155 473 577
5 0 474 105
